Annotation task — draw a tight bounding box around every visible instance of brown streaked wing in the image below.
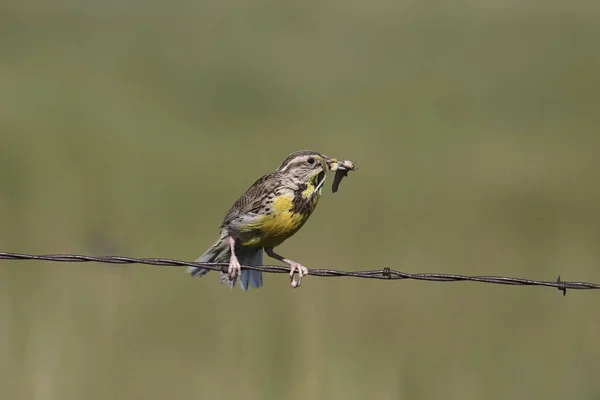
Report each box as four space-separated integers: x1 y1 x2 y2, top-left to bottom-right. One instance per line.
220 172 279 228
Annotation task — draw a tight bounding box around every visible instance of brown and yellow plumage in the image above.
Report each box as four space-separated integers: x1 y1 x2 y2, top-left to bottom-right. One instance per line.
187 150 353 290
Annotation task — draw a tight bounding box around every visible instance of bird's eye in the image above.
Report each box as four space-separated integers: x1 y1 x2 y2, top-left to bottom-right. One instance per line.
307 157 315 165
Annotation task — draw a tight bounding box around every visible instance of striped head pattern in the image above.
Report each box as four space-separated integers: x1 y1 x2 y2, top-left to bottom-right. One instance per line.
276 150 331 189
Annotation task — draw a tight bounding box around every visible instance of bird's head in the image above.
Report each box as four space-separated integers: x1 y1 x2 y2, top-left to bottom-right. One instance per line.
277 150 355 195
276 150 330 184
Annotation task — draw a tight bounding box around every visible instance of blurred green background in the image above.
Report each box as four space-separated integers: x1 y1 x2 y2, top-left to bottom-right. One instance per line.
1 1 600 399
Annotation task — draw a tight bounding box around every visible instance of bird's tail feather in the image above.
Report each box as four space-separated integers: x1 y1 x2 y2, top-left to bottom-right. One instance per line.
187 231 230 277
188 232 263 291
235 247 263 291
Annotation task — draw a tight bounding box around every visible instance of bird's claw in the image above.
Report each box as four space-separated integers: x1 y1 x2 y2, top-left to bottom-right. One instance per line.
228 253 242 280
290 262 309 288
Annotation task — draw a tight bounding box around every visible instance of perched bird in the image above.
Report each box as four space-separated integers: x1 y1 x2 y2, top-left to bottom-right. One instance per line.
187 150 350 290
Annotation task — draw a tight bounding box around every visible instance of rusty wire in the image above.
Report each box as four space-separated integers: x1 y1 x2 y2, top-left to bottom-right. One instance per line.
1 251 599 296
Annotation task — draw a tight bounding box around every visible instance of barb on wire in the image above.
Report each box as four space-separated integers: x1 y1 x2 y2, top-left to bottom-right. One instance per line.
1 252 599 296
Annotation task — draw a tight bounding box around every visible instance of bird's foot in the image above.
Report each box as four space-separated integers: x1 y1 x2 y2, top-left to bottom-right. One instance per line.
227 236 242 280
289 262 309 288
264 247 309 289
228 252 242 280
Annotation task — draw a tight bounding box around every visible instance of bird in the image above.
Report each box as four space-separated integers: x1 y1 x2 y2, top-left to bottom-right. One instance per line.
187 150 348 290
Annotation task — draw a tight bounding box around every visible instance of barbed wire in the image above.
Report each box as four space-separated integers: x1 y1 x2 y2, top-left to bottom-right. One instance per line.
1 251 599 295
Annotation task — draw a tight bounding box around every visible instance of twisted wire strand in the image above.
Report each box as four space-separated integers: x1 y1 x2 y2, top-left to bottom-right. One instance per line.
1 252 598 296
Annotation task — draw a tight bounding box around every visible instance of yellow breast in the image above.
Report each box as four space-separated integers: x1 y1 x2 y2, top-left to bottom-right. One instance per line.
240 192 319 248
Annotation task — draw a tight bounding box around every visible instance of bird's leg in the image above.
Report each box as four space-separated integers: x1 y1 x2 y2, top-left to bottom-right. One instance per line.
228 236 242 280
265 247 308 288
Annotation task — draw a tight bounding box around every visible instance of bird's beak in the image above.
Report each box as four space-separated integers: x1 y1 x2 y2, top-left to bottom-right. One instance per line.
324 156 338 172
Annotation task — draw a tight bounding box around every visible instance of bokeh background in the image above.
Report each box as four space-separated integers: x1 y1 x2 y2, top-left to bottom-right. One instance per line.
1 1 600 399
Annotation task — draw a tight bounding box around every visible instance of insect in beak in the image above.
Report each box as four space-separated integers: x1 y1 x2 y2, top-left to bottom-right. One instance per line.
327 158 356 193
